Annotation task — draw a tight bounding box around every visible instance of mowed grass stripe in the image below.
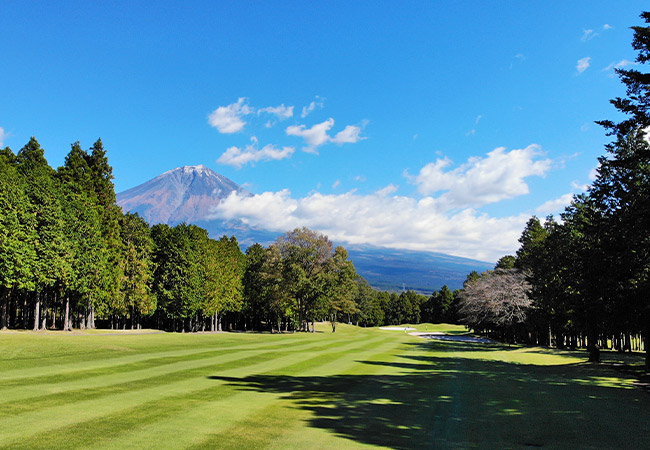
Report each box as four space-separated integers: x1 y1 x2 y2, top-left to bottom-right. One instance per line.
0 337 348 418
0 333 388 447
0 333 317 382
0 337 331 404
88 335 400 450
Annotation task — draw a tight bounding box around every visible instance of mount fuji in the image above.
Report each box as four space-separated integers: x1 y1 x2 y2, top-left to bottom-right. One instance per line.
117 165 493 292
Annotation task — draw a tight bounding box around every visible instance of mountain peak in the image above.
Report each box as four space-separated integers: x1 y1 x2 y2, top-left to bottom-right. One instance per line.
117 165 245 225
162 164 210 176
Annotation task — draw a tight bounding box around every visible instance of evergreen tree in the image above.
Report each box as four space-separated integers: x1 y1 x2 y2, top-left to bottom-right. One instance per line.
17 138 69 331
120 213 156 329
0 149 36 329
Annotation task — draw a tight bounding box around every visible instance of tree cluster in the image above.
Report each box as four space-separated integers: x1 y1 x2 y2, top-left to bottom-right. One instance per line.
458 12 650 368
0 138 246 332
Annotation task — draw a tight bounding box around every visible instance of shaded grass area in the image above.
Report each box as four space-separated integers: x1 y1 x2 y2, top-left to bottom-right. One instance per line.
1 324 649 449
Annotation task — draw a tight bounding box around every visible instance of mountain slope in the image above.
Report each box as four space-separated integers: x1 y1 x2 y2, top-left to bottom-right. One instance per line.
116 165 246 224
117 166 493 292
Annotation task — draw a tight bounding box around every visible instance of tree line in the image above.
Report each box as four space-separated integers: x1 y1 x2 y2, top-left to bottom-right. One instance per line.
0 139 464 332
457 12 650 369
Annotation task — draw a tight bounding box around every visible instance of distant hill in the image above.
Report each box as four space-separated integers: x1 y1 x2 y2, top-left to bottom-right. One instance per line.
117 166 493 293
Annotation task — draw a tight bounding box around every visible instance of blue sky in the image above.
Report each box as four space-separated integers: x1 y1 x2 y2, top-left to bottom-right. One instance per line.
1 1 647 261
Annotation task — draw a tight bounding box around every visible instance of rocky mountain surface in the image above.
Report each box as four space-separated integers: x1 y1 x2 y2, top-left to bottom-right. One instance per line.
116 165 246 224
117 166 493 292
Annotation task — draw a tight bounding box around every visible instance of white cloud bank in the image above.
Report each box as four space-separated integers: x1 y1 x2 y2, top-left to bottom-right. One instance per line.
407 145 551 208
210 188 529 262
0 127 7 147
286 118 366 153
535 193 575 215
209 145 553 261
217 137 294 168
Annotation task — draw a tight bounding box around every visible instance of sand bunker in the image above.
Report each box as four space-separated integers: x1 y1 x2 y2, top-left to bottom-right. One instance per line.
414 333 494 343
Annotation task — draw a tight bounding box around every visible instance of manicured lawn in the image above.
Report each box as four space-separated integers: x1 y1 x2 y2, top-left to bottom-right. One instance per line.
1 324 649 449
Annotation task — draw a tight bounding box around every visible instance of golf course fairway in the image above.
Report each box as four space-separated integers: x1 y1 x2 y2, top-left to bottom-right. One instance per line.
1 323 649 449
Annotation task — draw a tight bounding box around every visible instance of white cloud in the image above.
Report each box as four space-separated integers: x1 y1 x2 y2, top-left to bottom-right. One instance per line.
604 24 612 30
217 138 294 168
286 118 365 153
375 184 398 196
475 115 483 125
576 57 591 74
535 193 574 215
332 125 365 144
209 189 529 262
354 175 367 182
407 145 552 208
581 29 598 42
332 180 341 189
301 97 325 118
286 119 334 153
208 98 252 133
604 59 635 73
571 180 589 191
258 104 294 119
0 127 8 147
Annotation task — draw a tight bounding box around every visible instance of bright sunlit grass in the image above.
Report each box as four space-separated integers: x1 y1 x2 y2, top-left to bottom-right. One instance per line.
1 323 649 449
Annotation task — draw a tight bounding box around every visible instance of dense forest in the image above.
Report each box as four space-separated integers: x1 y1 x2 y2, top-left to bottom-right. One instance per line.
457 12 650 369
0 139 461 332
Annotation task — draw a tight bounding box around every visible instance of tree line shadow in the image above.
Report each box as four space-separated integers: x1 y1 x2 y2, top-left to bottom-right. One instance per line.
208 342 650 449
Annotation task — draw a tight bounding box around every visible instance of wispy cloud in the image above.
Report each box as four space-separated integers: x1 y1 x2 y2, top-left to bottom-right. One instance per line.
576 57 591 74
603 24 612 30
258 104 294 119
217 137 294 168
581 29 598 42
375 184 398 196
0 127 8 147
603 59 636 73
208 98 252 133
286 118 366 153
301 97 325 118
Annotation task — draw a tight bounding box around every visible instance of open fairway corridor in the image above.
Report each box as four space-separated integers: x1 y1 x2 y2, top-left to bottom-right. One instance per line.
1 324 649 449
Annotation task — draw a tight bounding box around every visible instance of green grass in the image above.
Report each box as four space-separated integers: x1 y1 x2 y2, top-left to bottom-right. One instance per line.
1 324 649 449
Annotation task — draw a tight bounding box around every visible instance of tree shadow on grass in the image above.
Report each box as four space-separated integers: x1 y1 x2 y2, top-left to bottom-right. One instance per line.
209 348 650 449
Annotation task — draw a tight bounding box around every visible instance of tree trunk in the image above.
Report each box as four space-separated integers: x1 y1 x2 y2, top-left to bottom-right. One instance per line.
33 292 40 331
217 312 222 332
587 329 600 363
63 295 70 331
0 287 8 330
41 294 48 331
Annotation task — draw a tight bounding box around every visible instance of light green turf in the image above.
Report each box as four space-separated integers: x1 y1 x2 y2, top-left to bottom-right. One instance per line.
1 324 649 449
